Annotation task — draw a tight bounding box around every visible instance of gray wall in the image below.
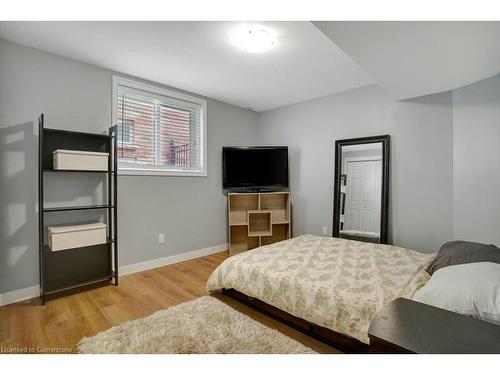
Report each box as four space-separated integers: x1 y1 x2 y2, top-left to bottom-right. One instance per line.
0 39 258 293
257 84 454 252
452 74 500 245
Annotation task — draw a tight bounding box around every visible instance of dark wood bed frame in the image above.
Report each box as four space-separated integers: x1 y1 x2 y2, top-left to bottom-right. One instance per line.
223 288 369 353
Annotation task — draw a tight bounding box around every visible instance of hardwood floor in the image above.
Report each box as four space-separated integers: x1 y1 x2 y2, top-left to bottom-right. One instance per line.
0 251 340 354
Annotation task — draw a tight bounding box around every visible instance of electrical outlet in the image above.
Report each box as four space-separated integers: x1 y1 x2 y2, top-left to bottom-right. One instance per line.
322 227 328 236
158 233 165 244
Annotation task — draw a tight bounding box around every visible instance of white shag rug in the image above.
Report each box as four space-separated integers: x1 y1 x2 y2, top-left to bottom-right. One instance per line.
78 296 316 354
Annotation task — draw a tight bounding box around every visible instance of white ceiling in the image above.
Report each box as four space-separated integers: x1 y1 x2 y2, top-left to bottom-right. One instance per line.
0 21 373 112
2 22 499 110
313 21 500 100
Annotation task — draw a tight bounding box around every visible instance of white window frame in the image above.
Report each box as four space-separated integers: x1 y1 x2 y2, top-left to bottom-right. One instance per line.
112 75 207 177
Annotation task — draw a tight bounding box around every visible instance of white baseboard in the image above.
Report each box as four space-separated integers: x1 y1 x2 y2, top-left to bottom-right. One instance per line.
0 285 40 307
0 243 227 307
118 243 228 276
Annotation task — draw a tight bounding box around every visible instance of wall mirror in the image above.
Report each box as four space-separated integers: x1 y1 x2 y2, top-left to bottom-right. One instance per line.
333 135 390 244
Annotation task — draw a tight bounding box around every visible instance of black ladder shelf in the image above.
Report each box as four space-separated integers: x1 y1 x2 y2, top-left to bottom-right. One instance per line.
38 114 118 304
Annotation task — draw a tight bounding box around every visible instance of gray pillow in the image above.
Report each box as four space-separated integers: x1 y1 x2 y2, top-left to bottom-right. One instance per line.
427 240 500 275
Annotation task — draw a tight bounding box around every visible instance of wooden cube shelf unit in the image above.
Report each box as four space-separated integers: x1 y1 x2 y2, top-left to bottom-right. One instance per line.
228 192 290 256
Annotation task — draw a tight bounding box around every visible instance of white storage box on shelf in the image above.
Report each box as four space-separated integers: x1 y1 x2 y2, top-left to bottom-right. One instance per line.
53 149 109 171
48 222 107 251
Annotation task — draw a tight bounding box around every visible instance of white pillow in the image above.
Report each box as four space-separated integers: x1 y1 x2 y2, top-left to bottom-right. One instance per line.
413 262 500 324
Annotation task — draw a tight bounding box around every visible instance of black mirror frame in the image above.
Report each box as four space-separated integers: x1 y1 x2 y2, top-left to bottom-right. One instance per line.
332 135 390 244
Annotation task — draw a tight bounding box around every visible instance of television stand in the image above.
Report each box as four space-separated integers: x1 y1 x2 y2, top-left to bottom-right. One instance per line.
227 192 291 256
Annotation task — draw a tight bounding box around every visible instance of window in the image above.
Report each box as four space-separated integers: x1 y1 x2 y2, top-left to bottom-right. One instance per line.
112 76 207 176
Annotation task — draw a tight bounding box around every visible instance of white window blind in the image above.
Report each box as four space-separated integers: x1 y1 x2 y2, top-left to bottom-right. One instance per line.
113 77 206 176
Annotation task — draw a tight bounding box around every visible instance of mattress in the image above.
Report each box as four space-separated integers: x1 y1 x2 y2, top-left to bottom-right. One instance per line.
207 234 435 344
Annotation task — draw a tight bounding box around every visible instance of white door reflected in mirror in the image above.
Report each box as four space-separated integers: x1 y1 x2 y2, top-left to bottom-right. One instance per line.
339 142 382 243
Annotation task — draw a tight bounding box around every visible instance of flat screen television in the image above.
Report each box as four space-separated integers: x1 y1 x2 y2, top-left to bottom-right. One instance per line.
223 146 289 191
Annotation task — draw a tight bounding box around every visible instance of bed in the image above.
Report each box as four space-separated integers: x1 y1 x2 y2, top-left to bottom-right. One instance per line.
207 234 435 352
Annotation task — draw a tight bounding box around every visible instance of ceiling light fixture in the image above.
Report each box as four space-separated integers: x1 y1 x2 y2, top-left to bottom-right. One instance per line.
230 24 277 53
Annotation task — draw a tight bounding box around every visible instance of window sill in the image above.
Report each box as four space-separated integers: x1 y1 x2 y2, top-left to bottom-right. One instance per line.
118 168 207 177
